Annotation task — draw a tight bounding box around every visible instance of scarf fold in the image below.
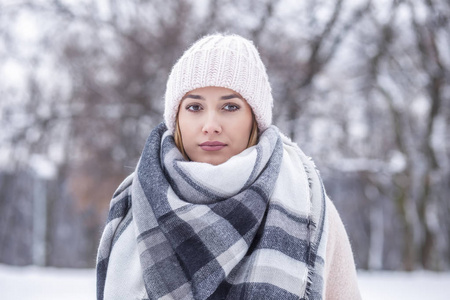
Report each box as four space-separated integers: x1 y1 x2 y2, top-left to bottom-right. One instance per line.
97 123 328 300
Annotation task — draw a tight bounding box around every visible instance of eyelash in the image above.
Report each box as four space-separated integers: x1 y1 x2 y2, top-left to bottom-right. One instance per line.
185 103 241 112
185 104 202 112
223 103 240 111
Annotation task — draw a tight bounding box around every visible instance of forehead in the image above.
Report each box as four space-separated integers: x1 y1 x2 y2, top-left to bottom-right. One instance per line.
182 86 244 100
189 86 236 94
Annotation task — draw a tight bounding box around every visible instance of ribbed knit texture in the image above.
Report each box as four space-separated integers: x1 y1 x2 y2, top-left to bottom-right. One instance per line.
164 34 273 133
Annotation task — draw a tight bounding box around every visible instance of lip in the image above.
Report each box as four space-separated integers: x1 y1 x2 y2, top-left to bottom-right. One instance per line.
199 141 227 151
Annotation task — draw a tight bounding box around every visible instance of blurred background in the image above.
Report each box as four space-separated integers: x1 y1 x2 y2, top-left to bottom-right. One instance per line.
0 0 449 273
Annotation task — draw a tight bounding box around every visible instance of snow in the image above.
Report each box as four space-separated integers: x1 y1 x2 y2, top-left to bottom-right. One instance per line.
30 154 57 179
0 264 449 299
0 265 96 300
358 271 450 300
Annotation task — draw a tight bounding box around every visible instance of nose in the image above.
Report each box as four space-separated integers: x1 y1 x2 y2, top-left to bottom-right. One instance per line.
202 112 222 135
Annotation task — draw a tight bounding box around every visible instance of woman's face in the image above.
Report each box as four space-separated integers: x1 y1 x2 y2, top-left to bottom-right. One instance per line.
178 86 254 165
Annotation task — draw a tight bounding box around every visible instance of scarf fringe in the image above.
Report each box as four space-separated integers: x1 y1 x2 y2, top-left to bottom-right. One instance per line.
97 124 328 300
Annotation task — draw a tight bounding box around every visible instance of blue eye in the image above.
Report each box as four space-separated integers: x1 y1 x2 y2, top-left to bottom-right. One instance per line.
223 104 240 111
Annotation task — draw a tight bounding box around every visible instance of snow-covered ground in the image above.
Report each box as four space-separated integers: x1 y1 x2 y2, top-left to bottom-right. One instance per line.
0 264 95 300
0 264 449 299
358 270 449 300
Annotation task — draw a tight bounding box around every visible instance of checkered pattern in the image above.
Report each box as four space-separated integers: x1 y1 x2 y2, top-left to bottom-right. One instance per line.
97 123 328 300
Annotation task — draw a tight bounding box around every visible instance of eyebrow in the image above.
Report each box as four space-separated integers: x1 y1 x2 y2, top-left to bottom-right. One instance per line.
182 94 204 100
181 93 243 101
221 94 243 100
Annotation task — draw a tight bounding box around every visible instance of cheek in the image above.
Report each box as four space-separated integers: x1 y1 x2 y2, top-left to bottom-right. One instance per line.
178 112 194 135
178 115 194 151
234 114 253 143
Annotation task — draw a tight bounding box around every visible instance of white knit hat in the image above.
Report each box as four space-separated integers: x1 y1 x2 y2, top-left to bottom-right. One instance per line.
164 33 273 133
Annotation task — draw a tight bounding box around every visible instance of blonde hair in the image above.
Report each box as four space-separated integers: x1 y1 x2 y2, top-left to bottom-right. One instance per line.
174 116 259 161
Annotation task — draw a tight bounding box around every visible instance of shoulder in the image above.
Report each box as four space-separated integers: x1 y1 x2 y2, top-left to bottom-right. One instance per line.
324 198 362 299
112 173 135 198
107 172 135 211
325 198 352 276
326 199 346 242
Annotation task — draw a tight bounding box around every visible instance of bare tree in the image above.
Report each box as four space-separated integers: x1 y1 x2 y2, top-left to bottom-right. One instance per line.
1 0 449 270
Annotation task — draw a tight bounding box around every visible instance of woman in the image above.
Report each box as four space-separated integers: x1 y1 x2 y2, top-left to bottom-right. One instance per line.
97 34 361 300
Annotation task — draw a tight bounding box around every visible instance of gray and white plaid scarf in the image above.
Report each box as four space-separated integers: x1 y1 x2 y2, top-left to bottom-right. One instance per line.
97 123 328 300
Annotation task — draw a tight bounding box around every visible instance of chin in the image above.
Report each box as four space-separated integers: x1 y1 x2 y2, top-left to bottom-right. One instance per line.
194 154 230 166
204 157 228 166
